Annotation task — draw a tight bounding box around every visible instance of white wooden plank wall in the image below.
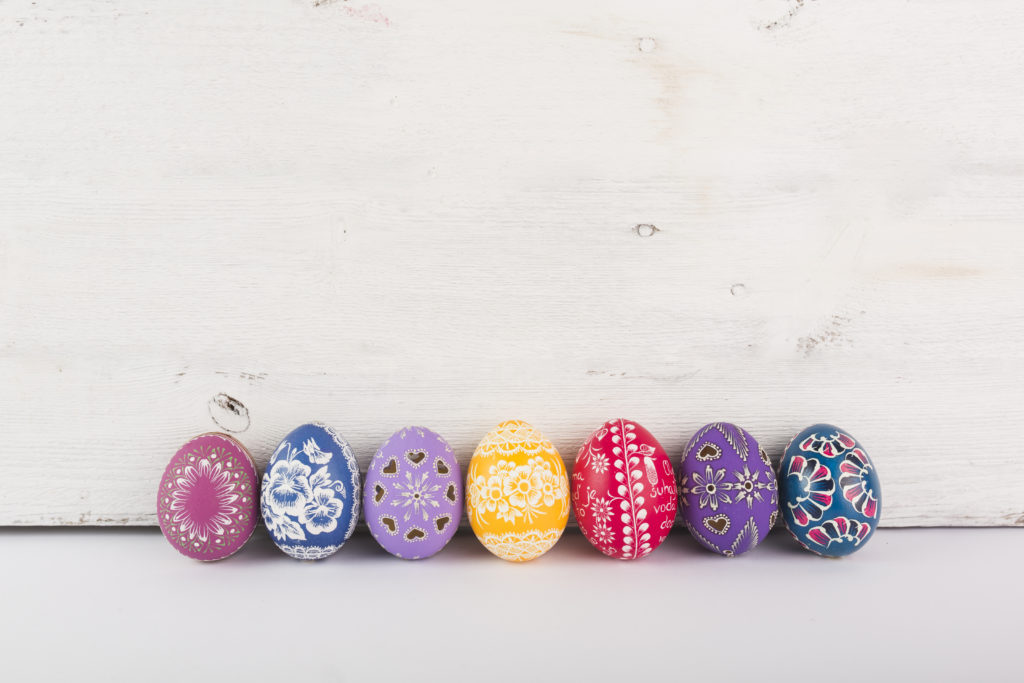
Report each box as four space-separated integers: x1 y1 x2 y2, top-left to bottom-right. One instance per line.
1 0 1022 526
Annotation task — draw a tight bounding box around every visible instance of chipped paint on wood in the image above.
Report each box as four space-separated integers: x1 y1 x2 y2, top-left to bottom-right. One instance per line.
208 394 251 433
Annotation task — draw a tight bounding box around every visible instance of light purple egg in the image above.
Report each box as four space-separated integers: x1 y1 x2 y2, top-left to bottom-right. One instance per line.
677 422 779 556
364 426 462 559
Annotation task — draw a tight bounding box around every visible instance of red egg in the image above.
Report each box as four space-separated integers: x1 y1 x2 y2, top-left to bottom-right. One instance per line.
571 419 677 559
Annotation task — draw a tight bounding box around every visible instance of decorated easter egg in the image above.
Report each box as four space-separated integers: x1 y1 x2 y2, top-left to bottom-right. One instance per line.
571 419 677 559
678 422 778 556
466 420 569 562
157 433 259 561
364 426 462 559
261 423 361 560
779 424 881 557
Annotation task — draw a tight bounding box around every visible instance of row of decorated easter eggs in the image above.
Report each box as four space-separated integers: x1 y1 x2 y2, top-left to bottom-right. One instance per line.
157 419 881 562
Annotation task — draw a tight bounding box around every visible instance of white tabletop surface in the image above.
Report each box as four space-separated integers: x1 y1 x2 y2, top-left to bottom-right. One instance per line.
1 527 1019 682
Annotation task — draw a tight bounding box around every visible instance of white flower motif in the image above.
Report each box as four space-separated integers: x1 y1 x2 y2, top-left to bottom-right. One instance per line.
392 471 442 522
587 448 609 474
265 459 313 516
691 465 731 511
725 465 768 509
300 487 344 534
261 496 306 542
473 472 519 524
504 464 542 520
302 437 333 465
502 457 566 522
470 457 568 527
170 458 238 542
589 495 613 523
467 476 485 511
591 522 615 546
535 460 566 508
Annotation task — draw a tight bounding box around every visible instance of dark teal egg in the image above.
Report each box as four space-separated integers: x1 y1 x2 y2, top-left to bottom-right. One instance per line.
778 424 881 557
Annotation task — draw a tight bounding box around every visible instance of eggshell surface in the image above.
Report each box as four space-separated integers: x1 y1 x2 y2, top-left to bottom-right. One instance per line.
261 422 361 560
779 423 881 557
157 432 259 561
466 420 569 562
364 426 462 559
678 422 778 556
571 419 676 559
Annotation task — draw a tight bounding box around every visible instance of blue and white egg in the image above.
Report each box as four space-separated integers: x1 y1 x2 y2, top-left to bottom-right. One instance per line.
260 422 361 560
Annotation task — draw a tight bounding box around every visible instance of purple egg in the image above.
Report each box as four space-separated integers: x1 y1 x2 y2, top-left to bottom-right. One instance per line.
364 426 462 559
677 422 778 556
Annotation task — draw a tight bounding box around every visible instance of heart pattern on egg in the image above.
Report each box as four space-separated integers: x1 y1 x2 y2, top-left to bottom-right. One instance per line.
364 426 462 559
703 514 731 535
696 443 722 461
679 422 777 557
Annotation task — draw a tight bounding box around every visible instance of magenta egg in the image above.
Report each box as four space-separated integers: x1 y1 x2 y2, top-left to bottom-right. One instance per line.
157 432 259 561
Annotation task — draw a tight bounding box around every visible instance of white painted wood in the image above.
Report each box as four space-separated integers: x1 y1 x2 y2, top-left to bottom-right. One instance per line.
1 0 1022 526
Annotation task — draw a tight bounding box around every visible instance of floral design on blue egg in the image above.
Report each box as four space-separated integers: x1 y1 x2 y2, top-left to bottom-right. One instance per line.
261 423 361 560
779 424 881 558
677 422 778 557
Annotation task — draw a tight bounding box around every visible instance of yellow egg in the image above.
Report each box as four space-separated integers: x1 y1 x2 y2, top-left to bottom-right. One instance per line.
466 420 569 562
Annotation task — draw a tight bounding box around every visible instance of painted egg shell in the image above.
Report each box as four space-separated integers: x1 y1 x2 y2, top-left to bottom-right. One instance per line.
261 422 361 560
779 424 881 557
364 426 462 559
571 419 676 559
678 422 778 557
466 420 569 562
157 433 259 561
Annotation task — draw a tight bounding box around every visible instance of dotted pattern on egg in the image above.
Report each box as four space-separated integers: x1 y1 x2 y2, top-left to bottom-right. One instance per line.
364 426 462 560
678 422 779 557
157 433 258 561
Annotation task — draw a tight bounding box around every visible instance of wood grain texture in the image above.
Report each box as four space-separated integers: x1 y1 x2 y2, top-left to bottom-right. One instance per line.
1 0 1022 526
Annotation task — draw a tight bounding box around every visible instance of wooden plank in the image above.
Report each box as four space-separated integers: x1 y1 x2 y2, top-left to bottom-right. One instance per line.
1 0 1022 526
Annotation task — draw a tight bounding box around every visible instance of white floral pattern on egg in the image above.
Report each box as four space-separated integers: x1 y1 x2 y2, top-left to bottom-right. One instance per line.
260 422 361 560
